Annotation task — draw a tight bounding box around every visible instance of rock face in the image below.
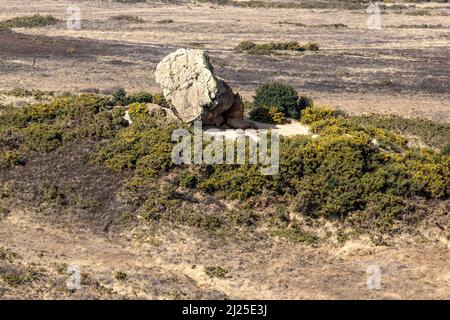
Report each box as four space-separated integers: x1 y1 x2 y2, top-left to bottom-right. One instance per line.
155 48 241 126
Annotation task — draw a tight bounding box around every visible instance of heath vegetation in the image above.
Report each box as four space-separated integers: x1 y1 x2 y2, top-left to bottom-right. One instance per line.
1 88 448 239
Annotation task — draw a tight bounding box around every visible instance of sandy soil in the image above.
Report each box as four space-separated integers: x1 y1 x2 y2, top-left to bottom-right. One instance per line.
1 207 449 300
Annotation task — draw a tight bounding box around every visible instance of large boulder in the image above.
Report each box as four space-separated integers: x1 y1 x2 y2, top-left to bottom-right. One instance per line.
155 48 239 126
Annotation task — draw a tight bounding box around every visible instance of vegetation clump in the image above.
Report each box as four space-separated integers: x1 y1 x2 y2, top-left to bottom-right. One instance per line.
249 106 286 124
349 114 450 150
193 106 449 229
204 266 229 278
110 15 144 23
108 88 154 106
198 0 367 10
0 150 25 168
251 82 313 119
7 88 54 100
271 224 320 244
0 93 127 155
156 19 174 24
0 14 60 29
278 21 347 28
235 40 319 55
114 271 128 281
1 91 449 239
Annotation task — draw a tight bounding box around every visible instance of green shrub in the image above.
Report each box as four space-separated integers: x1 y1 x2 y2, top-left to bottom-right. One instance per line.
0 14 60 29
42 182 66 204
303 42 319 51
234 41 320 55
349 114 450 149
403 149 450 199
249 105 272 123
300 106 338 124
443 143 450 155
114 271 128 281
108 88 153 106
253 82 301 118
0 150 25 168
24 124 63 152
180 172 199 188
128 92 153 104
204 266 228 278
8 88 32 97
192 106 449 223
1 92 448 234
128 102 148 120
0 94 126 154
109 88 128 106
91 116 179 175
298 96 314 110
268 106 286 124
197 164 272 200
249 105 285 124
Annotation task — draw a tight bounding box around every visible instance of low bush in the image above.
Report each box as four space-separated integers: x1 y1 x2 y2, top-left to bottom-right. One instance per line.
190 106 449 225
204 266 228 278
253 82 312 119
249 106 285 124
0 14 60 29
91 114 179 175
127 102 148 120
0 150 25 168
151 92 167 107
1 92 448 235
7 88 54 100
254 82 299 117
108 88 154 106
349 114 450 149
114 271 128 281
235 40 319 55
443 143 450 155
0 94 127 154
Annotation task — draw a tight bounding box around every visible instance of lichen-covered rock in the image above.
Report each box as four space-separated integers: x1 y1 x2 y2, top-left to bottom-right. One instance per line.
155 48 237 126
